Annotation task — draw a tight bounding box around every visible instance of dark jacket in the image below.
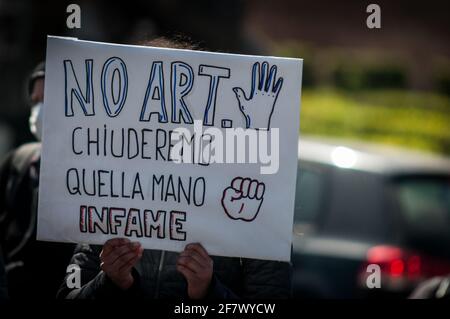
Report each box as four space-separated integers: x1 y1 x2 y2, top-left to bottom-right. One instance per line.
57 243 292 299
0 247 7 301
0 142 75 299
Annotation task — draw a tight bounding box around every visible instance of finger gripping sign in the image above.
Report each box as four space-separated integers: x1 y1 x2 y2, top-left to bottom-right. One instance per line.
37 36 302 261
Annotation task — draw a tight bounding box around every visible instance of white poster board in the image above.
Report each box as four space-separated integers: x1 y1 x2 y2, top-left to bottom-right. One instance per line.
37 36 302 261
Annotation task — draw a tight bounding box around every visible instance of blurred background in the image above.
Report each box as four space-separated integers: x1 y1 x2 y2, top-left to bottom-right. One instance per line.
0 0 449 155
0 0 449 298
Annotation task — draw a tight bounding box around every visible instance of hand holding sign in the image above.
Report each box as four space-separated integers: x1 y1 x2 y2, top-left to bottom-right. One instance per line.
221 177 265 222
99 238 143 290
176 243 213 299
233 61 284 130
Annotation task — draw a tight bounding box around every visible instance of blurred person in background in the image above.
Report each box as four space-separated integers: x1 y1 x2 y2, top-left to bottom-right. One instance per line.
0 62 75 299
0 247 7 300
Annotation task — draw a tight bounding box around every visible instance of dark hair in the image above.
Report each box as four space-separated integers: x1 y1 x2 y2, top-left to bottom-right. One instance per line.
26 61 45 104
136 35 203 51
28 61 45 88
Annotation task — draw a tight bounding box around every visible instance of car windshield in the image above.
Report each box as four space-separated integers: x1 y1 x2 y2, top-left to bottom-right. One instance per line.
394 176 450 246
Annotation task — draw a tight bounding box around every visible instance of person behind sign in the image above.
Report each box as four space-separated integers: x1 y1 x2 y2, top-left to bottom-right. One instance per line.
0 62 75 299
57 37 292 299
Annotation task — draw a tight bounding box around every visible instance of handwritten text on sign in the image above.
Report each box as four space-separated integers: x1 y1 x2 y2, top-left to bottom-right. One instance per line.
37 36 302 261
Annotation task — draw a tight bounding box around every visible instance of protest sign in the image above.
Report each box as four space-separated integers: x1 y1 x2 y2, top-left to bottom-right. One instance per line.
37 36 302 261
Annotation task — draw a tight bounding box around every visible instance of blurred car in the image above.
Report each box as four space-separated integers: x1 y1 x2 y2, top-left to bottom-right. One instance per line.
292 136 450 298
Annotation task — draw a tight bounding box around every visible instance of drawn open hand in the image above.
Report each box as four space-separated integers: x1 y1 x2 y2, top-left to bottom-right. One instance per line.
221 177 265 222
233 61 284 130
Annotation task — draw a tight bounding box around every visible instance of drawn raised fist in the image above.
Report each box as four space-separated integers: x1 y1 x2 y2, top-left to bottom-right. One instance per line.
232 61 284 130
221 177 265 222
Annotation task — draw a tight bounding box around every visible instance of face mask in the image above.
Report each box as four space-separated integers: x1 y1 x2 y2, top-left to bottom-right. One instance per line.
29 102 43 141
